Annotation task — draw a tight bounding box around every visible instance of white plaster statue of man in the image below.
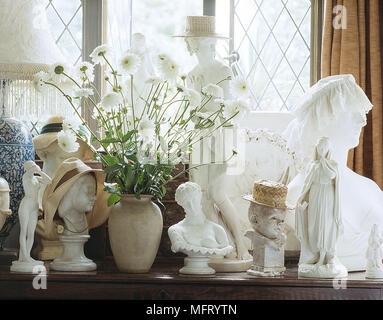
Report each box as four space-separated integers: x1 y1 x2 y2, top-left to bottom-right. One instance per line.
11 161 51 273
168 181 233 275
365 224 383 279
283 74 383 271
296 137 347 278
176 16 252 270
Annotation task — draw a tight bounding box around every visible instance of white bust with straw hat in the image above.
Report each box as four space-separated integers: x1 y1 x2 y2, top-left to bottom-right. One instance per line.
243 179 292 276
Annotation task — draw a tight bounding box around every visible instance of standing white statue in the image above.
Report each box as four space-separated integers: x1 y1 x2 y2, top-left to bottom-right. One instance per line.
284 74 382 271
296 137 347 278
48 158 104 271
244 180 291 277
176 15 252 271
0 177 11 231
168 182 233 275
10 161 51 273
365 224 383 279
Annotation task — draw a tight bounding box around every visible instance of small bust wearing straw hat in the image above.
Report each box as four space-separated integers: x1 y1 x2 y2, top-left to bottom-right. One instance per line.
243 179 293 276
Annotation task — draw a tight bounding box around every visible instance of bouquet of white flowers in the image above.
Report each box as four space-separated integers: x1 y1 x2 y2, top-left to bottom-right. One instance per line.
33 44 250 205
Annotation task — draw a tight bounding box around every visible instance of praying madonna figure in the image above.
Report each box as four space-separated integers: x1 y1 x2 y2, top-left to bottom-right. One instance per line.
296 137 347 278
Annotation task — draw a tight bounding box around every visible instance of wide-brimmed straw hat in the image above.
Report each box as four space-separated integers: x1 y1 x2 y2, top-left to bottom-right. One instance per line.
33 115 93 161
243 179 295 210
36 157 111 240
173 16 229 39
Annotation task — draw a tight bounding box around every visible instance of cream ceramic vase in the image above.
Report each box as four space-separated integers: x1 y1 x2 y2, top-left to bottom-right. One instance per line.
108 195 163 273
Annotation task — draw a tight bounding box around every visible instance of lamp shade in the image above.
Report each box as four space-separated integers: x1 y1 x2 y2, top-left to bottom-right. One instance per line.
0 0 66 80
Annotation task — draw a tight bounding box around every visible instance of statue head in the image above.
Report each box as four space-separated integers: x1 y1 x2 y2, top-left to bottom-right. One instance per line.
58 174 97 218
175 181 203 219
184 37 217 58
283 74 372 164
248 202 286 240
315 137 331 159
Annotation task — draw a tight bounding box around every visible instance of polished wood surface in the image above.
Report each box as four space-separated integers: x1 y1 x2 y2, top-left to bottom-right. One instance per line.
0 258 382 300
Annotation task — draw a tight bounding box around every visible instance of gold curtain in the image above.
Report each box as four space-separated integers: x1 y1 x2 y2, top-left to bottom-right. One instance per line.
322 0 383 188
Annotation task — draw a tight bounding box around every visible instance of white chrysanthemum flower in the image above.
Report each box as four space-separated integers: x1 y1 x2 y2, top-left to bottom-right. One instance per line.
183 88 201 107
158 58 179 81
231 78 250 98
100 92 122 111
223 99 251 124
202 83 224 98
49 62 70 83
138 117 155 141
73 87 94 98
32 71 49 93
62 118 80 132
57 130 79 153
89 45 110 65
119 51 141 75
75 61 95 82
158 53 170 62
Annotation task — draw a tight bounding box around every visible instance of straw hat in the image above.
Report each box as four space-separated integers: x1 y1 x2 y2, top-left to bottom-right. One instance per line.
33 115 93 161
173 16 229 39
36 157 111 240
243 179 295 210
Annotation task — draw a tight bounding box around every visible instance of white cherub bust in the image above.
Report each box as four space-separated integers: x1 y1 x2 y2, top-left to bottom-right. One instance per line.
366 224 383 279
11 161 51 273
168 181 233 275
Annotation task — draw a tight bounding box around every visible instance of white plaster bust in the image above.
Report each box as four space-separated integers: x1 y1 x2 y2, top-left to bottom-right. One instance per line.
58 174 97 236
284 74 382 271
168 182 232 255
366 224 383 279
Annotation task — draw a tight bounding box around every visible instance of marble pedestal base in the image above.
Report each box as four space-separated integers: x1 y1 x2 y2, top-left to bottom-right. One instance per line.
365 268 383 279
10 259 44 273
50 235 96 272
180 255 215 276
246 230 286 277
298 263 348 279
208 256 253 272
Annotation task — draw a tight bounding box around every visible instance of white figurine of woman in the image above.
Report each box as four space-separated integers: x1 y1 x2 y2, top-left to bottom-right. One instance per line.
11 161 51 273
168 181 233 275
296 137 347 278
366 224 383 278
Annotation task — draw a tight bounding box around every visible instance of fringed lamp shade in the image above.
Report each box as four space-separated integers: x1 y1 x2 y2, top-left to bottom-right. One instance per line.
0 0 72 245
0 0 72 125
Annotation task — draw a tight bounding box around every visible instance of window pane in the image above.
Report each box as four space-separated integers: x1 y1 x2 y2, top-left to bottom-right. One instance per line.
219 0 311 111
132 0 203 75
44 0 83 65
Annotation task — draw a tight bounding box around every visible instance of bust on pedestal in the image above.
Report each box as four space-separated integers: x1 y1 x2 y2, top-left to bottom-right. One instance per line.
48 158 105 271
168 182 233 275
243 180 291 277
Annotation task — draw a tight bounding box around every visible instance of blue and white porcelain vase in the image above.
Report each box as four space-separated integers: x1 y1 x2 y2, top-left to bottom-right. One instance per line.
0 80 34 240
